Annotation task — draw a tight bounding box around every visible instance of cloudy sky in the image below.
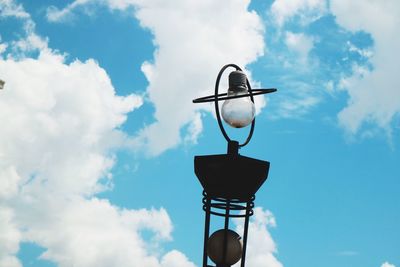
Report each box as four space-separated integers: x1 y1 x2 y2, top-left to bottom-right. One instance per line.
0 0 399 267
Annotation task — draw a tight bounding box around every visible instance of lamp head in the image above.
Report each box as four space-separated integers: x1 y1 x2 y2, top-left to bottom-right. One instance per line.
221 71 255 128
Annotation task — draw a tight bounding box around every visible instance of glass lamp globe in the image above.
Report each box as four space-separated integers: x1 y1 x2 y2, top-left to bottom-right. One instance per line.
207 229 243 265
221 88 255 128
221 70 255 128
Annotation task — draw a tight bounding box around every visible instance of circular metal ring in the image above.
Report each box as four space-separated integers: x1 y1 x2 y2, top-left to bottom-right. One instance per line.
192 64 277 147
202 191 255 218
216 64 253 147
211 195 255 203
192 88 277 103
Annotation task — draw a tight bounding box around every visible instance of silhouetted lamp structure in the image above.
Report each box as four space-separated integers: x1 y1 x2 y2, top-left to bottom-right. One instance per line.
192 64 277 267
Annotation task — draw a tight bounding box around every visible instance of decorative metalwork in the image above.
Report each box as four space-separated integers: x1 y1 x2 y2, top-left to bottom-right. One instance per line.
202 191 255 218
193 63 276 147
202 191 254 267
193 64 277 267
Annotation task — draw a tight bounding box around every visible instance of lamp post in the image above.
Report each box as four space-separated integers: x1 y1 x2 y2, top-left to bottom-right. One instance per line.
192 64 277 267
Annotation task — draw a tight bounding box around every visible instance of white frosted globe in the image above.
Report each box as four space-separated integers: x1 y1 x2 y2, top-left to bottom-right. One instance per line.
221 92 255 128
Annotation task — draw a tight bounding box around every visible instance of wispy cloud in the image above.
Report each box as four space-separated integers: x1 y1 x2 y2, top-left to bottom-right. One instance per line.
270 0 327 27
46 0 95 23
0 0 30 18
332 0 400 138
337 250 359 256
285 31 315 65
262 0 328 120
264 0 400 141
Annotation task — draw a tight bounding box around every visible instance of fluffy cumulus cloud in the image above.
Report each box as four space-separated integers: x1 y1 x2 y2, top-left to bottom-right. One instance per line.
19 199 175 267
331 0 400 137
270 0 327 27
0 2 196 267
1 1 284 266
46 0 266 156
160 250 196 267
0 207 21 267
381 262 396 267
234 207 282 267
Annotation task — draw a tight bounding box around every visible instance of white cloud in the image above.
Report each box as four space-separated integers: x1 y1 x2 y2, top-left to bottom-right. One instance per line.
277 94 320 119
46 0 95 23
0 52 142 196
268 76 321 119
21 198 175 267
184 112 203 145
0 42 7 55
125 0 266 155
0 207 21 267
268 0 400 137
47 0 266 156
0 0 29 18
270 0 327 27
264 1 325 120
331 0 400 136
161 250 197 267
381 262 396 267
1 1 283 266
233 207 283 267
1 0 47 57
347 41 373 59
285 31 314 64
0 2 195 267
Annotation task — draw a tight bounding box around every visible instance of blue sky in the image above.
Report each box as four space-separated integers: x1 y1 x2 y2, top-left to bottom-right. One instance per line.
0 1 399 267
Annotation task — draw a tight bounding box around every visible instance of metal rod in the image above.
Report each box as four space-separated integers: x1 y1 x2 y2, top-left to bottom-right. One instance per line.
214 64 239 144
203 196 212 267
239 78 255 148
222 199 231 265
192 88 277 103
227 141 239 155
240 201 252 267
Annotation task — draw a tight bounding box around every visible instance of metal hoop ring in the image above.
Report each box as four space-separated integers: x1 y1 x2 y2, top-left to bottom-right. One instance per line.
202 191 255 218
214 64 254 147
192 64 277 148
192 89 277 103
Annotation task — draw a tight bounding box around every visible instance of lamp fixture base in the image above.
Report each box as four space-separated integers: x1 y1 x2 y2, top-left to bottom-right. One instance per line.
194 153 269 201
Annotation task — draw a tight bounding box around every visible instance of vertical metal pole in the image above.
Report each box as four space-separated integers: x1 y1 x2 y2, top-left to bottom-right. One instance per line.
203 196 211 267
222 199 231 265
240 201 252 267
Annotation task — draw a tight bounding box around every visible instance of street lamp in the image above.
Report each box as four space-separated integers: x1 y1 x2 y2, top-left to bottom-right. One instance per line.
192 64 277 267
